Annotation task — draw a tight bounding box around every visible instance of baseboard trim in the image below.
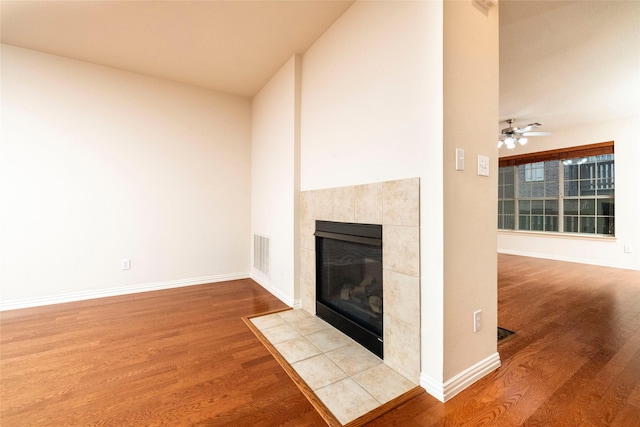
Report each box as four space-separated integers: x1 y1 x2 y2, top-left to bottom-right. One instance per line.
0 272 250 311
250 273 296 308
421 352 501 402
497 249 639 271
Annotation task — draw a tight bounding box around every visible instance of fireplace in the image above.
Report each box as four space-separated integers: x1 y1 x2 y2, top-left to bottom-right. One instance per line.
301 178 420 381
315 220 383 358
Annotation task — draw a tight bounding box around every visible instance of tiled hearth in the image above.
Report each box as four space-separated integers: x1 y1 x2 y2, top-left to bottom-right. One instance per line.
299 178 421 382
246 178 422 424
250 309 416 425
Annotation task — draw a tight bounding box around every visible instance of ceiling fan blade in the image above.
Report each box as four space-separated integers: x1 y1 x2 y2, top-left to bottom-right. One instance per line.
522 131 552 137
515 123 541 134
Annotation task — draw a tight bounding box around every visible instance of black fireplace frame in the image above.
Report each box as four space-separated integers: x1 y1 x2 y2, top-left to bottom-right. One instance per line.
315 220 383 358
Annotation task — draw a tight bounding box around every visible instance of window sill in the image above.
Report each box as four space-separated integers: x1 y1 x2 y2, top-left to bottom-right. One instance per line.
498 229 617 242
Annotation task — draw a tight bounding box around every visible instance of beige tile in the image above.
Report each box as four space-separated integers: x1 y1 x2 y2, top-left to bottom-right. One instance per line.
290 316 332 335
315 188 334 220
300 248 315 313
273 337 321 364
250 313 285 330
354 182 383 224
325 343 382 376
383 225 420 277
306 328 353 353
300 218 315 251
383 315 421 382
332 185 355 222
301 288 315 315
301 188 333 221
315 378 380 425
303 189 317 218
382 178 420 227
259 323 301 344
300 285 315 315
352 364 416 404
300 191 314 221
291 354 348 390
384 270 420 329
277 309 311 324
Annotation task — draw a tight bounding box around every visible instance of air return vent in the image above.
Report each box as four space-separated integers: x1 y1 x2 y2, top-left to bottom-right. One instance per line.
253 234 270 277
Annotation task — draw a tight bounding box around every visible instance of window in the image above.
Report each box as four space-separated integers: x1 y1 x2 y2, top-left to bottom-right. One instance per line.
523 162 545 182
497 167 515 229
498 142 614 236
517 161 559 231
563 154 614 234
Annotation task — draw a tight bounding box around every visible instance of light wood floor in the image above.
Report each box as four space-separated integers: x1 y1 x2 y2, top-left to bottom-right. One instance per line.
2 254 640 426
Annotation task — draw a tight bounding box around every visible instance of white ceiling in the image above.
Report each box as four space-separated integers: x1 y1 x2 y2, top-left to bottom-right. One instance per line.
1 0 639 133
500 0 639 133
0 0 355 98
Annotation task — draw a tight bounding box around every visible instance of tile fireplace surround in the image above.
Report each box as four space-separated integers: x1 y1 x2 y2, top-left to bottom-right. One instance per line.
299 177 420 382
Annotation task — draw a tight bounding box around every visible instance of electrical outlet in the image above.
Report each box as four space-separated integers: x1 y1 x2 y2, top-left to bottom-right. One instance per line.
473 310 482 333
624 245 633 253
121 258 131 270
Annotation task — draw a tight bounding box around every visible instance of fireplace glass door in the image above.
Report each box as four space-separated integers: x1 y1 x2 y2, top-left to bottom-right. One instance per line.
315 221 383 357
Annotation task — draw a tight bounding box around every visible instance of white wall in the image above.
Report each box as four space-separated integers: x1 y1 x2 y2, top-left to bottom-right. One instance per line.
498 116 640 271
251 55 301 306
300 0 445 385
442 0 500 388
300 1 442 191
0 45 252 309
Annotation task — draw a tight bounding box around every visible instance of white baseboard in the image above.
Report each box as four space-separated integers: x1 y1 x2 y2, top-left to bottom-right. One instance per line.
0 272 250 311
250 273 296 308
498 248 592 264
421 352 501 402
497 248 640 271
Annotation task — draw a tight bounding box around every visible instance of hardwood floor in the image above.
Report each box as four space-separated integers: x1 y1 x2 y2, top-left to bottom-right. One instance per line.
368 254 640 426
2 255 640 426
0 280 325 426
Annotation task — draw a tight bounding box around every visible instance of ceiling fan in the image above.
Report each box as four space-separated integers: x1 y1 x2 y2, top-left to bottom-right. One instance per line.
498 119 552 149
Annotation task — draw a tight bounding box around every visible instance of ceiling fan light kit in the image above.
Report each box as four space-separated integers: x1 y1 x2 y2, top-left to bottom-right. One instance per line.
498 119 550 150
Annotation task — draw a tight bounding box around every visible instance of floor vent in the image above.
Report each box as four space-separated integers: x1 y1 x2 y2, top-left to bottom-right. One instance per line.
253 234 270 277
498 327 515 341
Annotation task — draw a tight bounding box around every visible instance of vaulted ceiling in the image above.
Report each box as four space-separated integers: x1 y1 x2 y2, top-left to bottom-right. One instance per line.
2 1 638 134
0 0 354 97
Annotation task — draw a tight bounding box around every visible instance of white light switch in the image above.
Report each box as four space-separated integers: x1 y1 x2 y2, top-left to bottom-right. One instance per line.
478 155 489 176
456 148 464 171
